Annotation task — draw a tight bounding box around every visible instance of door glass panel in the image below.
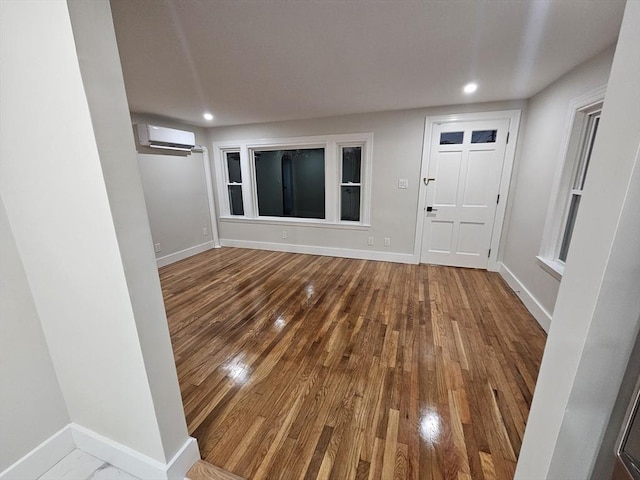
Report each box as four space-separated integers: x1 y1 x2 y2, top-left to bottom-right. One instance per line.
341 186 360 221
440 132 464 145
342 147 361 183
228 185 244 215
226 152 242 183
471 130 497 143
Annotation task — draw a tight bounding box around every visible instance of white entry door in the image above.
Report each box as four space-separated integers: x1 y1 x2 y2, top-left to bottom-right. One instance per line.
420 118 510 268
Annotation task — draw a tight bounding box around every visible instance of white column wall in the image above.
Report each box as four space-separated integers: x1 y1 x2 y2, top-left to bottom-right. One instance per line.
0 0 188 464
66 0 191 460
515 0 640 477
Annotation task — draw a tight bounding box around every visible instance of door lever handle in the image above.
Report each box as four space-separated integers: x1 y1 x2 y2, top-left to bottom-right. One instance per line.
423 177 436 186
426 206 438 212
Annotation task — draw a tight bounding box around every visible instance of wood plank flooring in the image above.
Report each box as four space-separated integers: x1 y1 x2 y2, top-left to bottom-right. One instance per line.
160 248 546 480
187 460 245 480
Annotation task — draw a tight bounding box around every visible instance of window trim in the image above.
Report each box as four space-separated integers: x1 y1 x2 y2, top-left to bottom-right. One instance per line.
212 133 373 227
537 86 606 279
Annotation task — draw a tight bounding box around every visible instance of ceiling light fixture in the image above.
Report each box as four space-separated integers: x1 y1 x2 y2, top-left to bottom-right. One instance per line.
463 83 478 94
203 112 214 121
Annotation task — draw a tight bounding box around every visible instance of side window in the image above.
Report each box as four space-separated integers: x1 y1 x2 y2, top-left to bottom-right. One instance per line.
558 111 600 262
340 146 362 222
538 94 603 279
225 151 244 216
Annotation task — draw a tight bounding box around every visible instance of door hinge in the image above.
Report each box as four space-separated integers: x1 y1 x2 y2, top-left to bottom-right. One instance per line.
506 132 510 144
488 248 491 258
496 194 500 205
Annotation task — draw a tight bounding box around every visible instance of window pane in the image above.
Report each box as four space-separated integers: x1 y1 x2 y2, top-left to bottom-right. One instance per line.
341 186 361 222
228 185 244 215
342 147 361 183
559 194 581 262
578 116 600 189
440 132 463 145
226 152 242 183
471 130 497 143
254 148 325 219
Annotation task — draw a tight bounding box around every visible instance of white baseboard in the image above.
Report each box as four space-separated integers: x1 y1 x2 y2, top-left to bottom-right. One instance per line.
0 424 199 480
71 424 199 480
219 239 418 264
164 437 200 480
498 262 552 332
0 425 75 480
156 241 216 268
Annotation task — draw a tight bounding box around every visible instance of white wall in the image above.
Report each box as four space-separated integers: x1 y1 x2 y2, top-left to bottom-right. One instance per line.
0 0 193 470
131 114 216 264
0 197 70 471
500 46 615 325
138 152 213 258
515 0 640 477
208 100 525 260
66 0 192 462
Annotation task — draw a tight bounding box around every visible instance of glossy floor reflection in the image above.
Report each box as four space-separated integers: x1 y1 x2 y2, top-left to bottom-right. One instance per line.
160 248 547 479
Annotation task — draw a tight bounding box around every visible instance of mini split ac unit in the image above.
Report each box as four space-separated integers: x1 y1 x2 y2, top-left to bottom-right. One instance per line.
136 124 196 152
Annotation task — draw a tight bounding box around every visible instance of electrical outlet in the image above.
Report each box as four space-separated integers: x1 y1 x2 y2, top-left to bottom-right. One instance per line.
202 227 208 236
367 237 374 246
384 237 391 247
398 178 409 189
281 231 288 239
154 243 161 253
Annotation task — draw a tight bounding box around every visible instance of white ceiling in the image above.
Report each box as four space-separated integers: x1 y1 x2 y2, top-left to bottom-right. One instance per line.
110 0 625 127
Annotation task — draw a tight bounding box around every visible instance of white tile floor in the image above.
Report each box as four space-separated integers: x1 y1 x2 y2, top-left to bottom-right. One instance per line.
38 449 140 480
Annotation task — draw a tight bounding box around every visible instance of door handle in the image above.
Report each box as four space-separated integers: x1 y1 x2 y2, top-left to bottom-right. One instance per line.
423 177 436 186
426 206 438 212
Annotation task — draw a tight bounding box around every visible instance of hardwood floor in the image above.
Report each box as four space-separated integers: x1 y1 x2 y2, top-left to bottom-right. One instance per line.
187 460 245 480
160 248 546 480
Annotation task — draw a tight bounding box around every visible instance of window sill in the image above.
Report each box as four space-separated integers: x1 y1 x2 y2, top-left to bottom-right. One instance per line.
219 216 371 230
536 256 564 281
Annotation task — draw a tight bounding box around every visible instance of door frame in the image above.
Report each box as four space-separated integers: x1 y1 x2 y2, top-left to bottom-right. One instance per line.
413 110 521 271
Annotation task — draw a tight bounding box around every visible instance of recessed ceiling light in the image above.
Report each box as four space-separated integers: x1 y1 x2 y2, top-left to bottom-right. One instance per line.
463 83 478 94
203 112 214 121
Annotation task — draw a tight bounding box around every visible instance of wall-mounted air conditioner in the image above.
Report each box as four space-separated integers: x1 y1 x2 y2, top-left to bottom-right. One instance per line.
136 124 196 152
